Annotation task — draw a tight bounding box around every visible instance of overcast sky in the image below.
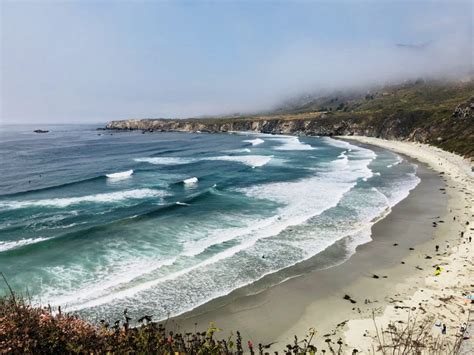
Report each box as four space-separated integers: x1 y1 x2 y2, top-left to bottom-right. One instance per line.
1 0 472 124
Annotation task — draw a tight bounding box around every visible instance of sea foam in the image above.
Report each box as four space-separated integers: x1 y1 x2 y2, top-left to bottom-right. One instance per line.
0 237 52 252
270 136 315 150
57 139 378 312
387 155 403 168
134 157 194 165
243 138 264 146
204 155 272 168
106 170 133 179
0 189 168 210
15 135 421 321
183 177 198 184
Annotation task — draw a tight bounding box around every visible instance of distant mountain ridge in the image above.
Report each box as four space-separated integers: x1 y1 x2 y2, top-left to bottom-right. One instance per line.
106 80 474 158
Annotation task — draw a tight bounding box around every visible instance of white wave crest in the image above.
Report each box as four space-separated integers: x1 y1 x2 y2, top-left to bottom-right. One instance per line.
204 155 272 168
0 189 168 210
106 169 133 179
270 136 315 150
183 177 198 184
225 148 252 153
0 237 52 252
243 138 264 146
47 138 381 312
134 157 194 165
47 257 179 311
387 155 403 168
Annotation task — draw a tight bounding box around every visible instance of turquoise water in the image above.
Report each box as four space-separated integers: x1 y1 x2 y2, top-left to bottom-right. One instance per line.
0 125 419 321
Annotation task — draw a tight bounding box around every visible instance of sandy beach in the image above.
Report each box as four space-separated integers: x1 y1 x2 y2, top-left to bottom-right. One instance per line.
171 137 473 352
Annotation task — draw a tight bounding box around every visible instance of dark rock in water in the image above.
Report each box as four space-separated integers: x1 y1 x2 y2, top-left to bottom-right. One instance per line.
34 129 49 133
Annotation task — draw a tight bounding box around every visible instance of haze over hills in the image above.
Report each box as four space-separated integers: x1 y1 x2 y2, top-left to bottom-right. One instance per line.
2 1 472 124
107 78 474 157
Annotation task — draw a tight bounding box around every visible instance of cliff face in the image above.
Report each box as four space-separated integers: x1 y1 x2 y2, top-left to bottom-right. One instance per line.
106 116 353 135
106 108 473 157
105 81 474 158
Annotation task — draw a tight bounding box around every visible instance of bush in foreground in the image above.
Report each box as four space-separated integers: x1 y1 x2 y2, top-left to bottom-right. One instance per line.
1 292 329 354
0 288 466 354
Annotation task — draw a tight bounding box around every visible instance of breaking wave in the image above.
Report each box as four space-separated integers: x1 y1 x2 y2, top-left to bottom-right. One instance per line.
0 189 168 210
243 138 264 146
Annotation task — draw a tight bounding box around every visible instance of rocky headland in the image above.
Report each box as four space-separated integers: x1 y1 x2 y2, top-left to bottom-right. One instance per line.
106 80 474 158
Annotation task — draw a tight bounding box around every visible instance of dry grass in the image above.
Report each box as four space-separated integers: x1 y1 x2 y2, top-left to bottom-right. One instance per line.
371 311 464 355
0 276 467 354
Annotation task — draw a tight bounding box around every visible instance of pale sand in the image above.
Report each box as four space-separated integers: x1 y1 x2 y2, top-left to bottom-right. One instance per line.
338 136 474 352
171 137 473 353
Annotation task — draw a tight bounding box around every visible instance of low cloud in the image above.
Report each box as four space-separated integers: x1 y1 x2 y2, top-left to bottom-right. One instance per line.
1 1 472 123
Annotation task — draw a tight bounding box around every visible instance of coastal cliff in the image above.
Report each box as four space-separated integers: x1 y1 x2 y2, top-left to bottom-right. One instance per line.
106 80 474 158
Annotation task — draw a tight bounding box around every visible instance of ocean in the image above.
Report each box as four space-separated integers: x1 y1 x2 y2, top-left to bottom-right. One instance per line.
0 124 420 322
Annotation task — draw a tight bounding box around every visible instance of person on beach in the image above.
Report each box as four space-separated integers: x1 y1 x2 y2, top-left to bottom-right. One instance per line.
442 324 447 335
435 245 439 252
435 266 442 276
248 340 254 354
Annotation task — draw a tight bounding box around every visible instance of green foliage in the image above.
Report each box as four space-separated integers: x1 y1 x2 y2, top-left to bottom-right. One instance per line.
221 80 474 157
1 284 465 353
1 293 348 354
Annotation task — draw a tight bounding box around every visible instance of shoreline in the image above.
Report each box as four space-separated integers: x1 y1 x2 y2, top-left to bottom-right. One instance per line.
170 137 473 351
338 136 473 352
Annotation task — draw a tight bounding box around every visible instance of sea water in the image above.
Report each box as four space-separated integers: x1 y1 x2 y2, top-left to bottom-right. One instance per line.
0 124 419 321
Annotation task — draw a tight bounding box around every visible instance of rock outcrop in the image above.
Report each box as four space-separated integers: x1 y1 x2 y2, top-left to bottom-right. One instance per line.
452 97 474 119
105 83 474 158
106 108 474 158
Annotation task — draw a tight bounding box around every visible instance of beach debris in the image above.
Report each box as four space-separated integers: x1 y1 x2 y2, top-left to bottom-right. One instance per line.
439 295 454 302
343 294 357 303
336 320 348 328
394 305 411 309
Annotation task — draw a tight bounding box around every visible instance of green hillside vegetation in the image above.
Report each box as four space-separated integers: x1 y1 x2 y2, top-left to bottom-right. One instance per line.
214 80 474 157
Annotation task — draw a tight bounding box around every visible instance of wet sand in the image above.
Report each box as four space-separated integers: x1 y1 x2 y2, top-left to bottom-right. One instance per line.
168 142 463 351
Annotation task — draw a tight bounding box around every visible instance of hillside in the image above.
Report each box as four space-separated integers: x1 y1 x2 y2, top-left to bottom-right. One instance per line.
106 80 474 158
